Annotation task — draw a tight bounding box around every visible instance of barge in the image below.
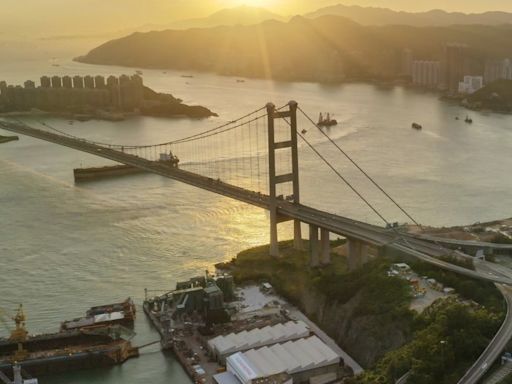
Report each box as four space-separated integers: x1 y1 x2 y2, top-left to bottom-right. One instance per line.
73 152 180 182
0 305 138 379
61 298 136 331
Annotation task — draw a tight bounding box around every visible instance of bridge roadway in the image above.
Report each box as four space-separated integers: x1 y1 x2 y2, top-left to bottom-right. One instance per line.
3 120 512 384
2 120 512 286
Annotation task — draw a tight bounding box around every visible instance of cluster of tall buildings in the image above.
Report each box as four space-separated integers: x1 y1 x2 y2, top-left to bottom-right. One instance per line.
402 44 512 95
0 74 144 112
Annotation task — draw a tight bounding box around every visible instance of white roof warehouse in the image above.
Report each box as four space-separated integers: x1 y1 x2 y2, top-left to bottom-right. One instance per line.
214 335 341 384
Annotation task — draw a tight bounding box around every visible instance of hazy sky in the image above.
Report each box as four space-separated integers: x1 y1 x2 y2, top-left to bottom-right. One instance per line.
3 0 512 37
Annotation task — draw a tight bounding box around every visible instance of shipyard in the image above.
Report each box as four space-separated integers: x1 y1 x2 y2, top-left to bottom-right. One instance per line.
143 271 354 384
0 300 140 384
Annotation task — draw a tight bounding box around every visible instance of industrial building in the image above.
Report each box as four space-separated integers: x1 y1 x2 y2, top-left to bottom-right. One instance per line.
213 336 341 384
209 321 310 363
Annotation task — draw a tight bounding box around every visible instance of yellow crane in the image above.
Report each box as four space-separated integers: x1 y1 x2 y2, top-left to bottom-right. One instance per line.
0 305 28 362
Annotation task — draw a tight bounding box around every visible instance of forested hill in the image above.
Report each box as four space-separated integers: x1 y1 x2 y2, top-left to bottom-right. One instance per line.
76 16 512 82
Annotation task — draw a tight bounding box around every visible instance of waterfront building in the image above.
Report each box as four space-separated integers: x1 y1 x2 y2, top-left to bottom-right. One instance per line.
214 336 340 384
24 80 35 89
84 75 95 89
209 321 310 363
73 75 84 89
0 75 146 112
51 76 62 88
458 75 484 94
412 60 441 89
443 43 468 93
95 75 106 89
119 75 131 85
62 76 73 89
40 76 51 88
484 59 512 85
401 48 413 77
119 75 144 110
106 76 119 87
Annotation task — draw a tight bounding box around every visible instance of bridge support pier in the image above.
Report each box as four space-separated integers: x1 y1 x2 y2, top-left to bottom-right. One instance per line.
347 238 371 271
294 220 303 250
310 225 320 267
346 239 379 270
320 228 331 265
269 210 280 258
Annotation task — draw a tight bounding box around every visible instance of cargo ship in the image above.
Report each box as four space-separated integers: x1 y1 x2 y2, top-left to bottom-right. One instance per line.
61 298 136 331
73 152 180 182
0 305 139 379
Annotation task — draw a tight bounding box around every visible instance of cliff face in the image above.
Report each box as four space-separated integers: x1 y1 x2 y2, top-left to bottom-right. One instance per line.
226 243 413 369
297 283 410 368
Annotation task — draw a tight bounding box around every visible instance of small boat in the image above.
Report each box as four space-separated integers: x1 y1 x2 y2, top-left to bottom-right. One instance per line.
135 70 143 75
465 116 473 124
411 123 422 130
181 75 194 78
317 113 338 127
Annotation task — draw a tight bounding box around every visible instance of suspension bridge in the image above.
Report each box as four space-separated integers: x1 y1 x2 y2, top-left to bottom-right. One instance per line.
3 100 512 384
0 102 510 284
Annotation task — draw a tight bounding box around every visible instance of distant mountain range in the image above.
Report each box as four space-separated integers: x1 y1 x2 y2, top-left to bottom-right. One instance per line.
76 15 512 83
305 4 512 26
168 6 285 30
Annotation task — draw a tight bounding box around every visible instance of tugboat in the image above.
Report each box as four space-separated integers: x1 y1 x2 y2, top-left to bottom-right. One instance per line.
411 122 422 130
317 113 338 128
465 116 473 124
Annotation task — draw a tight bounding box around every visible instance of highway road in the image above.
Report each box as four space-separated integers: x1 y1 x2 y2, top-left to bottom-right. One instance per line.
456 283 512 384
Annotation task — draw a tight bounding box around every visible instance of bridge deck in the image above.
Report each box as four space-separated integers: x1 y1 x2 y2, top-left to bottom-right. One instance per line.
2 121 512 285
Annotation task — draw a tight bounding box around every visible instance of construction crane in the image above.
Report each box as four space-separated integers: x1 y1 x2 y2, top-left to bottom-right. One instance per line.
0 306 37 384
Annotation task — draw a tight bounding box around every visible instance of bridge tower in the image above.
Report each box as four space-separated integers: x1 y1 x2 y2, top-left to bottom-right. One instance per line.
266 101 302 257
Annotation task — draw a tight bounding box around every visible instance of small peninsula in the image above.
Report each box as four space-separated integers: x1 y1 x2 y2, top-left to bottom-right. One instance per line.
463 79 512 113
0 74 216 122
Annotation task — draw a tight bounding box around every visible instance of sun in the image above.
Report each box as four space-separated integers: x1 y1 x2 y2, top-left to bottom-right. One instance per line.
227 0 277 8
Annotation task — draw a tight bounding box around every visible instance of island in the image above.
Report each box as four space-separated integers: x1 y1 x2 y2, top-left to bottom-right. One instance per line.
0 74 217 122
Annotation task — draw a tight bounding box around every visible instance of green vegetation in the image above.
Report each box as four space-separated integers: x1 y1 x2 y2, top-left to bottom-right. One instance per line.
491 233 512 245
221 241 505 382
467 80 512 112
407 259 504 312
348 299 502 384
0 135 19 144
